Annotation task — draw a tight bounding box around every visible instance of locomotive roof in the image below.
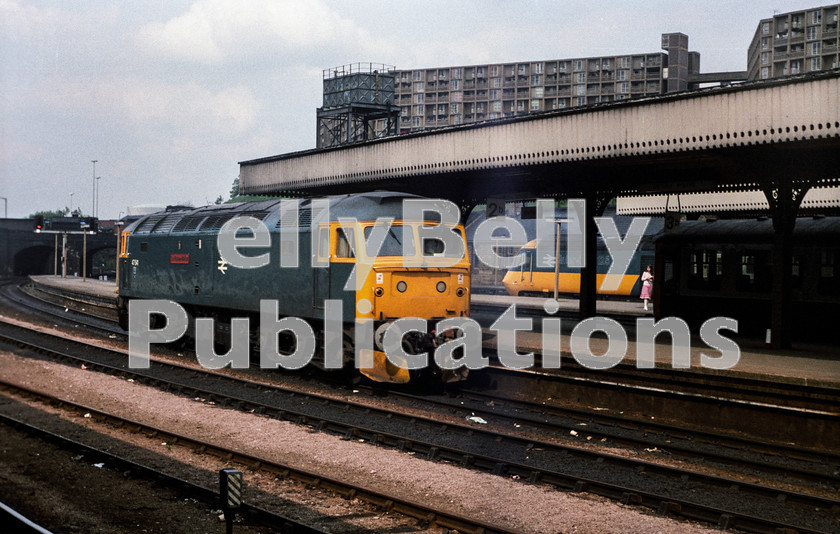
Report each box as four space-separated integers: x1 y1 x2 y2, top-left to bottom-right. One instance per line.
125 191 436 236
655 216 840 243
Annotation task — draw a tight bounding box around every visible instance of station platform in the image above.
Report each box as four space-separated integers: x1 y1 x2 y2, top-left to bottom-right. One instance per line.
29 274 117 302
472 292 654 318
26 275 840 388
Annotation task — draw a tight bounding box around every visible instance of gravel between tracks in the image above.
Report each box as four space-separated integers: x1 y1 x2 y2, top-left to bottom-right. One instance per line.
0 346 723 534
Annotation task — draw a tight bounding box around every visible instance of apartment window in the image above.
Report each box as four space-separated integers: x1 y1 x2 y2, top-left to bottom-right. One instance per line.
490 65 499 76
575 72 586 83
491 77 501 88
810 10 822 24
531 74 541 86
518 64 528 74
414 82 424 93
490 89 500 100
412 116 421 127
619 81 629 93
493 101 502 112
451 91 462 101
413 94 424 104
575 96 586 106
762 21 770 34
761 66 770 79
811 41 821 55
761 52 771 65
791 60 802 74
811 57 821 71
557 98 568 108
558 61 569 72
533 63 544 73
530 99 541 110
807 26 819 40
761 37 770 49
574 85 585 96
617 69 628 81
532 87 543 98
452 68 462 79
573 59 584 71
453 114 462 125
414 105 423 115
792 14 803 28
413 71 423 81
451 79 461 90
620 56 631 68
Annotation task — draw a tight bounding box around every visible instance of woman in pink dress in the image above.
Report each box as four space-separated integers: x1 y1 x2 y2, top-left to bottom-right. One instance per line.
640 265 653 311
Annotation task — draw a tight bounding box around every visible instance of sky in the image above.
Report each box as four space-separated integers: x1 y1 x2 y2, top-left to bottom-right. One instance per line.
0 0 829 219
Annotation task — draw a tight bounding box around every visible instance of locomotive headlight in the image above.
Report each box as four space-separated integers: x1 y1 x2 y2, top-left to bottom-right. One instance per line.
436 281 447 293
374 287 384 297
456 287 466 297
396 281 408 293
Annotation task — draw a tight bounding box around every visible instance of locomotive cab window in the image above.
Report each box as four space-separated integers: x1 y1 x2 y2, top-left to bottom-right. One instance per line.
363 225 415 257
423 238 445 256
317 227 330 260
336 228 355 259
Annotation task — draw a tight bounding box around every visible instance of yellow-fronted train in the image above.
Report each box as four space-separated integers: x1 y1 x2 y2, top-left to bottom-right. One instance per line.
116 192 472 384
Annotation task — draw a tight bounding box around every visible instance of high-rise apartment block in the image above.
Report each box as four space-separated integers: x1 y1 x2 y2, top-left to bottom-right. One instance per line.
748 4 840 80
389 33 699 134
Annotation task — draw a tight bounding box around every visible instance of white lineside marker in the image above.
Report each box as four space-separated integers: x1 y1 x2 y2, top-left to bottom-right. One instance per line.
765 329 772 349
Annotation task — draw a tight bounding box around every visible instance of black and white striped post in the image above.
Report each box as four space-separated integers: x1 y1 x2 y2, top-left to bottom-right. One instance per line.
219 468 243 534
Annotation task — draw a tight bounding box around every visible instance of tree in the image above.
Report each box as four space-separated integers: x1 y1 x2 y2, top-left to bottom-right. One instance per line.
29 208 70 219
230 176 240 199
225 175 275 204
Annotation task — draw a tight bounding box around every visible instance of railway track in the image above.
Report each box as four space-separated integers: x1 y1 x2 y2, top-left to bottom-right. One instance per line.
366 382 840 487
1 319 838 533
0 381 515 534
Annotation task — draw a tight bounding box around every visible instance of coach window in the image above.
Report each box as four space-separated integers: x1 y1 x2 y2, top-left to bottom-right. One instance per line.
736 253 755 292
819 250 838 295
336 228 355 259
688 249 721 290
754 251 772 292
791 255 802 289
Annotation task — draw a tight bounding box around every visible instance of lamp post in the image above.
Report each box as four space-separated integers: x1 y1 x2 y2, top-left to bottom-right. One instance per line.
91 160 97 216
95 176 101 219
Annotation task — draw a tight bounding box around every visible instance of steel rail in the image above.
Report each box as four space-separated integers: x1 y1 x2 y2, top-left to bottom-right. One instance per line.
8 279 836 483
0 411 327 534
364 383 840 487
0 323 836 533
0 380 519 534
473 300 840 412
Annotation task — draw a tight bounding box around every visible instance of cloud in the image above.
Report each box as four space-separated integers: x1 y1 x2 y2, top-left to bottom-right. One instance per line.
119 81 260 135
136 0 378 64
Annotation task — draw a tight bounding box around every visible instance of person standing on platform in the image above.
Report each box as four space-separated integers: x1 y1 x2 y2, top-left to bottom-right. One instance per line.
640 265 653 311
